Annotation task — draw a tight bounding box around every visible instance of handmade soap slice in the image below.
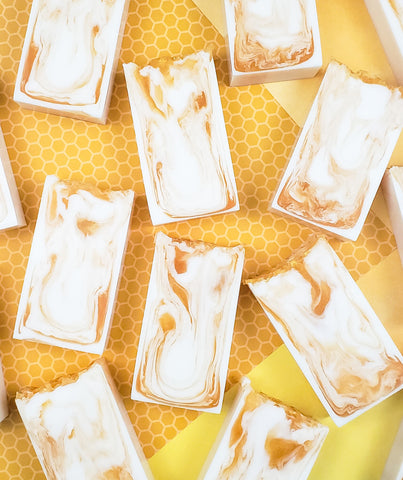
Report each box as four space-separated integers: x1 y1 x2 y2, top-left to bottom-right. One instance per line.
223 0 322 86
271 61 403 241
381 417 403 480
14 0 129 123
382 166 403 267
246 236 403 426
132 232 244 413
14 175 134 354
364 0 403 84
0 357 8 423
198 377 328 480
16 359 154 480
124 50 239 225
0 126 25 231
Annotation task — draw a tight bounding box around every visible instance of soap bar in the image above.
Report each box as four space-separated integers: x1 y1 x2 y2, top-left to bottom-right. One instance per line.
14 175 134 354
381 417 403 480
222 0 322 86
132 231 244 413
124 50 239 225
246 236 403 426
382 166 403 267
16 359 154 480
0 126 25 231
198 377 328 480
14 0 129 123
0 358 8 423
364 0 403 84
271 61 403 241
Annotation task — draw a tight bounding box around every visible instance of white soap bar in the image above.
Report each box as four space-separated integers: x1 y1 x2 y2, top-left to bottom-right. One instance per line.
14 175 134 354
246 236 403 427
14 0 129 123
16 359 154 480
198 377 328 480
222 0 322 86
124 50 239 225
381 418 403 480
364 0 403 84
132 231 244 413
382 166 403 267
271 61 403 241
0 126 25 231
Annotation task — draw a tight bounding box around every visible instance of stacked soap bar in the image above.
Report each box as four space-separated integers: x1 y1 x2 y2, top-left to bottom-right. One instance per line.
381 418 403 480
16 359 154 480
271 61 403 241
132 232 244 413
0 358 8 423
222 0 322 86
14 175 134 354
247 236 403 426
0 126 25 231
124 50 239 225
14 0 129 123
364 0 403 83
198 377 328 480
382 166 403 266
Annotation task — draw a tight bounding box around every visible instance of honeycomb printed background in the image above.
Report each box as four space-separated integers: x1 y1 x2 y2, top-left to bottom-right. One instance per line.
0 0 397 478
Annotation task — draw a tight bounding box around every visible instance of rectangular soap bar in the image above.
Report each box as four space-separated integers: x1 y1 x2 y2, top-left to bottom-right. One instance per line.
0 126 25 231
14 0 129 123
382 166 403 267
364 0 403 84
132 231 244 413
14 175 134 354
222 0 322 86
198 377 328 480
246 236 403 426
271 61 403 241
381 417 403 480
124 50 239 225
16 359 154 480
0 357 8 423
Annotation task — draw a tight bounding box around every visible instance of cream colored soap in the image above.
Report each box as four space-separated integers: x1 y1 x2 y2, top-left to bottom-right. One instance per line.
14 0 129 123
198 377 328 480
132 232 244 413
222 0 322 86
16 359 154 480
0 126 25 231
246 236 403 426
271 61 403 241
14 175 134 354
124 50 239 225
382 166 403 267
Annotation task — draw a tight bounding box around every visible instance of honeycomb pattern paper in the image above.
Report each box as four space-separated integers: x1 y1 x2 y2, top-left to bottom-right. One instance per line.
0 0 401 479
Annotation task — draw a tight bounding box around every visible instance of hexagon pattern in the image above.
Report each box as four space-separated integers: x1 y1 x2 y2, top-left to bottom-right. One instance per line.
0 0 397 477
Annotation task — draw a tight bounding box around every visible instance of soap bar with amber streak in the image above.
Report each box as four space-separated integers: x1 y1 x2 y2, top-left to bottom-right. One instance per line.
16 359 155 480
271 61 403 241
382 166 403 267
222 0 322 86
198 377 328 480
246 236 403 426
364 0 403 84
0 357 8 423
124 50 239 225
14 0 129 123
0 125 25 231
14 175 134 355
132 231 244 413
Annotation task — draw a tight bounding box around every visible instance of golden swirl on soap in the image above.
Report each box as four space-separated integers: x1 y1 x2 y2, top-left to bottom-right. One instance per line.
21 0 119 105
17 176 133 347
277 62 403 229
247 238 403 418
231 0 314 72
211 379 327 479
389 0 403 29
16 362 143 480
134 232 244 410
124 51 238 221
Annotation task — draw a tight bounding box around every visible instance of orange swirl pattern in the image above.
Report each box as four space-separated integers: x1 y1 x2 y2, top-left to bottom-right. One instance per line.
132 232 244 412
